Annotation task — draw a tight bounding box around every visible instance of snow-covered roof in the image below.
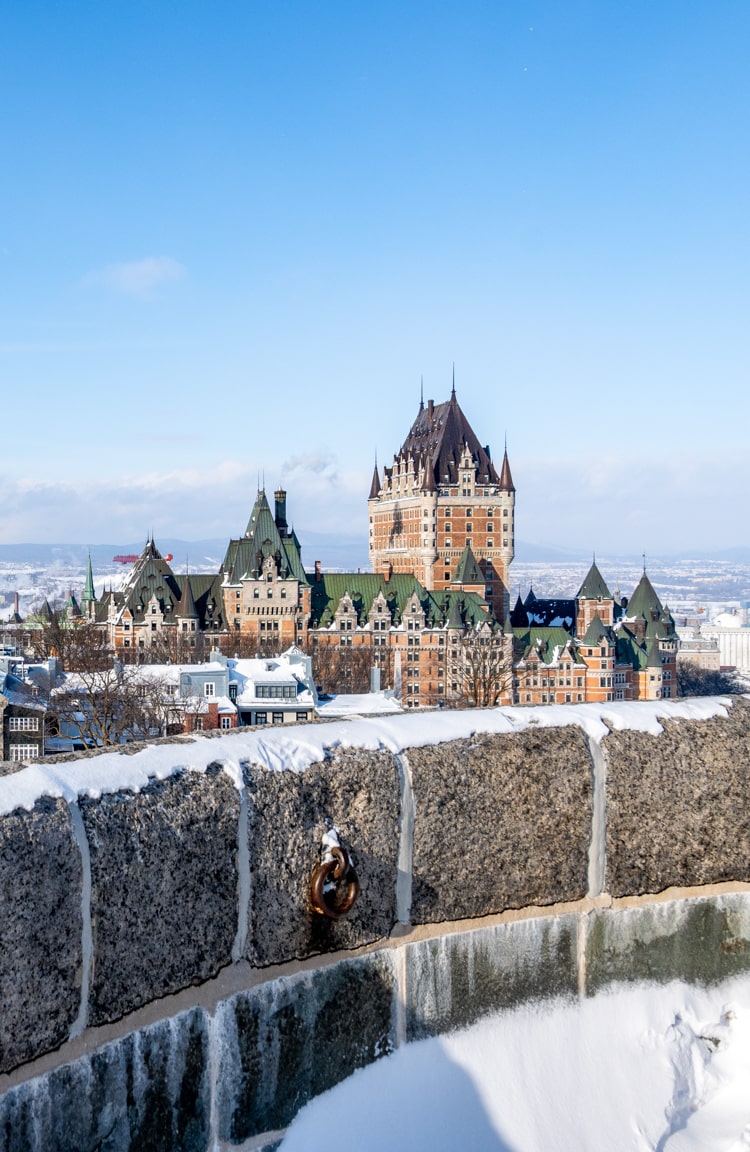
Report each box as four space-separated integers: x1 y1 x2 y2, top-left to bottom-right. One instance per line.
317 693 403 718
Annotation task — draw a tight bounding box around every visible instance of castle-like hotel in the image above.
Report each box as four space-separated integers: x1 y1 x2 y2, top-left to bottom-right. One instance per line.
72 387 677 707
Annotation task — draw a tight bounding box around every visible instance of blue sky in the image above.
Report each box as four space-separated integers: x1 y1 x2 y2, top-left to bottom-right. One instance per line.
1 1 748 555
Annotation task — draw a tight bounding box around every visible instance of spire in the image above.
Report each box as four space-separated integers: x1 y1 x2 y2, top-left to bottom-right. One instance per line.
82 554 96 603
175 575 198 619
499 447 515 492
576 560 611 601
419 376 424 411
451 362 456 397
369 458 381 500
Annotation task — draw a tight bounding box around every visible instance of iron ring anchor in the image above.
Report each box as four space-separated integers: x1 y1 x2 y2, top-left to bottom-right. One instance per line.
310 843 359 919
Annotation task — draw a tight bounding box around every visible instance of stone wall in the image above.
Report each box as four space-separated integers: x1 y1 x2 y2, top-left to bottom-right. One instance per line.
2 698 750 1148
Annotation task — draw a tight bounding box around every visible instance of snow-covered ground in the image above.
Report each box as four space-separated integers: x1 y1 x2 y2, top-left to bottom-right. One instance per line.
281 976 750 1152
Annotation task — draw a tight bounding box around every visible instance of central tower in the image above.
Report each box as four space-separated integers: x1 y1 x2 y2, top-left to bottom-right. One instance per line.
368 385 515 615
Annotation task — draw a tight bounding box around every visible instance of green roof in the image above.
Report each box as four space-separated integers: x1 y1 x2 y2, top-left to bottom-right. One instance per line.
577 561 611 601
82 555 96 603
626 572 664 620
222 489 306 583
582 613 610 646
308 572 490 630
452 544 484 586
513 626 583 666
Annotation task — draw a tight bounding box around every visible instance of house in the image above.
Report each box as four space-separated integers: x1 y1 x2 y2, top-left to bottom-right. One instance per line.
0 655 47 762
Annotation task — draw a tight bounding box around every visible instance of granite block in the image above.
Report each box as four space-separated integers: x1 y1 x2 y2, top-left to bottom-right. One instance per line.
0 798 81 1073
81 766 239 1025
408 727 593 923
244 749 400 964
604 698 750 897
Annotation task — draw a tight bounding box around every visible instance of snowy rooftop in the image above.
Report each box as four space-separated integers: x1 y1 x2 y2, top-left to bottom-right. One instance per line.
316 693 403 718
0 695 738 817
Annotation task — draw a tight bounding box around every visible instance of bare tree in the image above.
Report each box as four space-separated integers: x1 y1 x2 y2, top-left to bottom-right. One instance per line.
49 663 175 747
677 659 744 698
122 628 211 666
310 641 373 695
452 625 512 708
31 611 112 673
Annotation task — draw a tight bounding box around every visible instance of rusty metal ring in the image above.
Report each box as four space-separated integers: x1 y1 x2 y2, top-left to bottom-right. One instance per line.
310 846 359 919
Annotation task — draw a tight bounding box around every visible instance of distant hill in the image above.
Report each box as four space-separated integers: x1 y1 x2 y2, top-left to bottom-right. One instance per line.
1 538 748 572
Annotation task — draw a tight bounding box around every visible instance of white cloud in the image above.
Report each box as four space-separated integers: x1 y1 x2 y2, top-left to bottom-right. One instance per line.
88 256 187 298
0 457 369 545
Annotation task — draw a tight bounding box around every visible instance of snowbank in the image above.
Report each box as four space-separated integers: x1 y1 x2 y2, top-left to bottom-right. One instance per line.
281 975 750 1152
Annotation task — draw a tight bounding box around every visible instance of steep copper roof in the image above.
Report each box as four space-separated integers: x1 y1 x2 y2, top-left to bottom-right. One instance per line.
369 461 381 500
499 448 515 492
396 392 500 489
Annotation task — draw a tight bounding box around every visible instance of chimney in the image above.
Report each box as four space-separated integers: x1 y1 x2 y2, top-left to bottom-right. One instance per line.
427 399 434 419
382 562 392 583
314 560 322 583
13 591 19 614
274 487 288 535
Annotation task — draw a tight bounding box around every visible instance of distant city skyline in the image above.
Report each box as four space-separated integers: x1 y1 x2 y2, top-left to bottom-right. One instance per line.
1 2 748 554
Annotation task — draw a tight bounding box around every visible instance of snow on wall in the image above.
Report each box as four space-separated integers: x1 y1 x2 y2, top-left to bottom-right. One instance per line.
0 695 734 816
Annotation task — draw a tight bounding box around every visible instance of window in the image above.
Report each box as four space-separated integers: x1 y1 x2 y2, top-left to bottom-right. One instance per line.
255 711 268 724
296 711 309 722
272 712 284 724
204 683 215 697
221 716 232 729
9 716 38 731
10 745 39 761
193 718 203 731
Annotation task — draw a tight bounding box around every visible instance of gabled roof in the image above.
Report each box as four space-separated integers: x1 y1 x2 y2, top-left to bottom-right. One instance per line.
452 544 484 586
513 626 584 666
243 489 280 547
395 391 500 489
308 572 490 630
222 489 306 584
582 612 610 646
577 561 611 601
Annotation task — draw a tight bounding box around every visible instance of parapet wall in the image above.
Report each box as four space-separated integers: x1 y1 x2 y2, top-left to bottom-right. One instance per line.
2 697 750 1149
